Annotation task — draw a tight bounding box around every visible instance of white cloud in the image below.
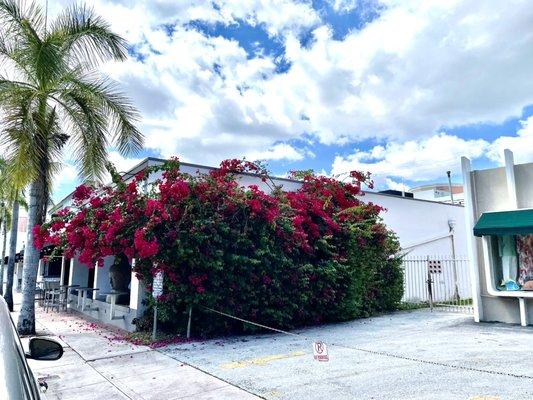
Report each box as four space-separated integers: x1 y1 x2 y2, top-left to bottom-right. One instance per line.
45 0 533 184
51 151 144 202
487 116 533 165
329 0 379 15
52 163 77 203
385 178 409 192
107 151 144 175
51 0 320 42
279 0 533 144
121 0 531 161
331 133 488 183
246 143 305 161
330 0 360 13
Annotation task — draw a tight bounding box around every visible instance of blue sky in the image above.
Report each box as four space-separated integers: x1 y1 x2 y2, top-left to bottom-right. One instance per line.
50 0 533 201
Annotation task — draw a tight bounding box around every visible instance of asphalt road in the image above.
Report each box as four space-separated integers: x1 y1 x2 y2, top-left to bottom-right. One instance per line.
161 309 533 400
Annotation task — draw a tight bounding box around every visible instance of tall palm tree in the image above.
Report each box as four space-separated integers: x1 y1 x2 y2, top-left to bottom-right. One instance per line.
0 157 9 296
0 206 7 296
0 203 8 296
0 0 143 334
0 155 28 309
4 197 21 311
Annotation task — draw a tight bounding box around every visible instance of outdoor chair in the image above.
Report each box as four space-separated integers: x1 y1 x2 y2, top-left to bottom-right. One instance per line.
34 282 45 306
59 286 71 312
43 280 61 313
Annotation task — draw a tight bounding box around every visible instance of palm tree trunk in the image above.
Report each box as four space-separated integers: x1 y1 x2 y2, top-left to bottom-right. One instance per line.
17 180 46 334
0 215 7 296
4 200 19 311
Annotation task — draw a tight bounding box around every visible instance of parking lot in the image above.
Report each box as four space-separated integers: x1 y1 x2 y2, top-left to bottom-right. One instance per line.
161 309 533 400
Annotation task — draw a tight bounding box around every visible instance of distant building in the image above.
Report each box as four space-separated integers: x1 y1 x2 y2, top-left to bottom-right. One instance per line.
377 189 414 198
409 183 464 205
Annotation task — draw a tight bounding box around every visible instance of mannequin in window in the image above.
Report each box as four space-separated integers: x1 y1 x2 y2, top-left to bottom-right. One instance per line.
498 235 520 290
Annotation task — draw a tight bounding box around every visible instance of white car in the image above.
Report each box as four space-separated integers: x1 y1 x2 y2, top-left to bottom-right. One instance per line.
0 296 63 399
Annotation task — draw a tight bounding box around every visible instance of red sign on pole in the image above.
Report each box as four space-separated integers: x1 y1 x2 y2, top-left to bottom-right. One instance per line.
313 341 329 362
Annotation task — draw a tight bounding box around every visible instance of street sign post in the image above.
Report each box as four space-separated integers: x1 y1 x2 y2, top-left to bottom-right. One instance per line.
152 271 164 341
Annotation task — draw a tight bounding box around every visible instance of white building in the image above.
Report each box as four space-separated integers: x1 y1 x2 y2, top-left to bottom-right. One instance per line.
45 157 469 331
409 183 465 205
462 149 533 326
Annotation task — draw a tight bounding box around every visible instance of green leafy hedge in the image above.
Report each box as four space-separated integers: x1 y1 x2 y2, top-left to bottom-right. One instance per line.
37 159 403 337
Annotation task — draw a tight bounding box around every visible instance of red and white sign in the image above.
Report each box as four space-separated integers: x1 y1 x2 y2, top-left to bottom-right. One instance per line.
313 341 329 362
153 271 164 300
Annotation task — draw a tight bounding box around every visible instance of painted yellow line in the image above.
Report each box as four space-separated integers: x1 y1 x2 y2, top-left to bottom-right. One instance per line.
469 396 500 400
220 351 306 369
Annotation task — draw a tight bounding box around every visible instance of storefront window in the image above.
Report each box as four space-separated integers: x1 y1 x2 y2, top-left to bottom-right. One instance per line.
494 234 533 291
516 234 533 290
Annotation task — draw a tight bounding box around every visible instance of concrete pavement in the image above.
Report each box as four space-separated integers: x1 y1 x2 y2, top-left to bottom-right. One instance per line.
13 294 533 399
18 304 261 400
160 309 533 400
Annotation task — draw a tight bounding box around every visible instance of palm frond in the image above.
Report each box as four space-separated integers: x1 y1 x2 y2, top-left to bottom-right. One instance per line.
50 3 128 67
54 87 110 181
60 72 143 155
0 1 143 196
0 0 45 40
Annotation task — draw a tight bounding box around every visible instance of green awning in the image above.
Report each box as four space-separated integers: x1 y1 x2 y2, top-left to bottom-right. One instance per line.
473 209 533 237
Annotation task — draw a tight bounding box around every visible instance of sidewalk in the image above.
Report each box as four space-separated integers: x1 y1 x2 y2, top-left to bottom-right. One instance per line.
14 296 261 400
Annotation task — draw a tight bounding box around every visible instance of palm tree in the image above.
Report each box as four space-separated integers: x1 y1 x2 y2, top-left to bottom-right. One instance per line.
0 203 8 296
4 197 21 311
0 155 28 309
0 157 9 296
0 0 143 334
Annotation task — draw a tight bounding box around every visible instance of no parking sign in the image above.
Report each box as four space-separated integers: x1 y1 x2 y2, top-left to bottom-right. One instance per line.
313 341 329 362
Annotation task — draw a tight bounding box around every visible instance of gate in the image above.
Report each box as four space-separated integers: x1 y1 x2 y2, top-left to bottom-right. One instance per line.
401 255 473 314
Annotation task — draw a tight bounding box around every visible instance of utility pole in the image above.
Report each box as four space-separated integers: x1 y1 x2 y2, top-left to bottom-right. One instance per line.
448 219 460 302
446 171 455 204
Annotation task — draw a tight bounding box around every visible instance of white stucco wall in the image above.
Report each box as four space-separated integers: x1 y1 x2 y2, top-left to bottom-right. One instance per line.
363 192 467 256
69 257 90 288
465 157 533 325
93 256 114 300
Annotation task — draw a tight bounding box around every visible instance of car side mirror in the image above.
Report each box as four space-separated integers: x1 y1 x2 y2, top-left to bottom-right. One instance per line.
26 338 63 361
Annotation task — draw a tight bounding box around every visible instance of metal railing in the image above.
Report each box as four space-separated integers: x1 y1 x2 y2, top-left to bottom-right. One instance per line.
401 255 473 314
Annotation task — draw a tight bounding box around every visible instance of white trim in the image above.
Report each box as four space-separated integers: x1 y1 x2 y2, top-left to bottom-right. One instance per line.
461 156 484 322
481 236 531 326
481 236 533 298
504 149 518 209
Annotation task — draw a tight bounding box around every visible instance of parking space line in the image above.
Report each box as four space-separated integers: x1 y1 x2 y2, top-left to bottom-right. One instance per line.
220 351 306 369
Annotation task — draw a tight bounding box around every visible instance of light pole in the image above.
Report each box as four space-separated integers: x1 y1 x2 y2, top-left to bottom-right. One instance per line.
448 219 460 301
446 171 455 204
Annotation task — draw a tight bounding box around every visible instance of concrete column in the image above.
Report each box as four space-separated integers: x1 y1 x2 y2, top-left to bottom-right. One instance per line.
518 298 528 327
92 262 100 300
461 156 484 322
36 259 43 283
67 259 74 286
59 256 66 285
129 259 147 317
504 149 518 209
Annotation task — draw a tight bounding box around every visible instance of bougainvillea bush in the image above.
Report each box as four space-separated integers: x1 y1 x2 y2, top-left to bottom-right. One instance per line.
35 159 403 336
